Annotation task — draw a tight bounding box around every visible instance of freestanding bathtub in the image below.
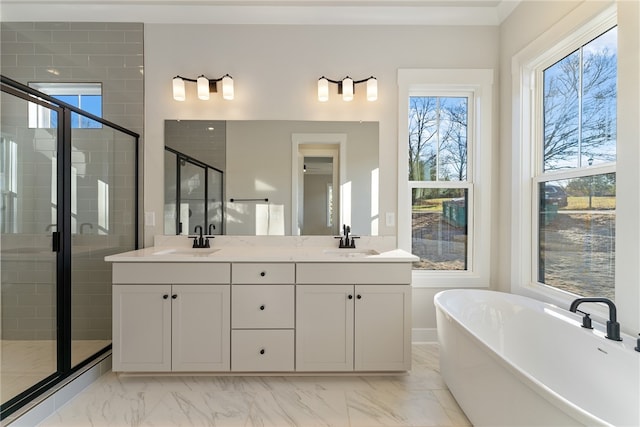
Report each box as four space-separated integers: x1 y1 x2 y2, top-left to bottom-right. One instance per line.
434 289 640 427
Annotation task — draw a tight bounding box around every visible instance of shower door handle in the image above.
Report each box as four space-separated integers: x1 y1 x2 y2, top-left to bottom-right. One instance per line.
52 231 61 252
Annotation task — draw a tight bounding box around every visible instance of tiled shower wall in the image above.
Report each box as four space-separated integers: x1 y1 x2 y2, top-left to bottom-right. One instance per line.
0 22 144 135
0 22 143 340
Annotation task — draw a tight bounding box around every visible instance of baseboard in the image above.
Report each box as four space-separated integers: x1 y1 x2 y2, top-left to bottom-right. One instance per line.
412 327 438 343
5 354 111 427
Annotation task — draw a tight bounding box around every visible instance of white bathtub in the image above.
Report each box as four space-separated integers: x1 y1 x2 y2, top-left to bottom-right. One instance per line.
434 289 640 427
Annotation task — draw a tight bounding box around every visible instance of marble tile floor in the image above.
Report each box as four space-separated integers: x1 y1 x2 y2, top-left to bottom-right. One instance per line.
36 344 471 427
1 340 111 403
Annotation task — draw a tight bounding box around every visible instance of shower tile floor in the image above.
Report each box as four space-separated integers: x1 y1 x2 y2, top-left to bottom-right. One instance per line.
1 340 110 403
34 343 471 427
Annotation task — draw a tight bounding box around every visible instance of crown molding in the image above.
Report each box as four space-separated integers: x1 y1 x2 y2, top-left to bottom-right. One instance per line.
0 0 522 25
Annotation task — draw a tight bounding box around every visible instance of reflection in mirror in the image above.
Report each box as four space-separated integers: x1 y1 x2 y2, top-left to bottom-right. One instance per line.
164 120 225 236
164 147 224 236
302 156 336 235
164 120 378 236
297 145 340 235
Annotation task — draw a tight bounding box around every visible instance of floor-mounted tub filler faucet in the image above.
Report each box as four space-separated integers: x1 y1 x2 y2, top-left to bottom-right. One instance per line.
569 297 622 341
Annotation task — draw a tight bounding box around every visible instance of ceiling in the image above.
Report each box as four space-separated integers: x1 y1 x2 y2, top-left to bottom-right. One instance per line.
0 0 521 25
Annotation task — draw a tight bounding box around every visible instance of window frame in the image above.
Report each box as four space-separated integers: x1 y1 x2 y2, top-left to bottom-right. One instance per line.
28 82 103 129
511 5 617 304
398 69 493 288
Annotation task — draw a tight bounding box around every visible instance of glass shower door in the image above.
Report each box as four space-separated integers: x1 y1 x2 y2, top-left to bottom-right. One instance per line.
179 159 205 236
70 124 137 368
207 168 223 234
1 91 60 405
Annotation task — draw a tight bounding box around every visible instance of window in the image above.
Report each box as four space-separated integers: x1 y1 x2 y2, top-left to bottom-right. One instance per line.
409 96 471 271
28 82 102 129
536 26 617 299
398 69 493 287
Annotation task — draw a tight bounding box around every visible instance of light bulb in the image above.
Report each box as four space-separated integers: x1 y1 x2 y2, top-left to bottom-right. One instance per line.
366 77 377 101
172 77 185 101
222 75 234 100
318 78 329 102
342 77 353 102
197 76 209 100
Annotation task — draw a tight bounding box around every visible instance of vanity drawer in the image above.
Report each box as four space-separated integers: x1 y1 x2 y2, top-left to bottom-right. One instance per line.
232 263 295 284
296 263 411 284
231 330 294 372
232 285 294 329
112 262 230 284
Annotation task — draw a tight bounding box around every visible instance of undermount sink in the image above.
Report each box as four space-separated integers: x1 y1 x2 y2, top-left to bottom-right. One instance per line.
152 248 219 256
322 248 379 257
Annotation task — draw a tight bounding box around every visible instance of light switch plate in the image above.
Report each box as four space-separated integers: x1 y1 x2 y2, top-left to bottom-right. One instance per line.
145 212 155 226
385 212 395 227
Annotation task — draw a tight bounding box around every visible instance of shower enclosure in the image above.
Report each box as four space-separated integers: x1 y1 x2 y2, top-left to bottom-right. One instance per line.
164 147 224 236
0 76 138 419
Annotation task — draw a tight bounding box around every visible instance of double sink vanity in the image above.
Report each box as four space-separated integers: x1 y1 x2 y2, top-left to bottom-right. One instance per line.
106 236 417 374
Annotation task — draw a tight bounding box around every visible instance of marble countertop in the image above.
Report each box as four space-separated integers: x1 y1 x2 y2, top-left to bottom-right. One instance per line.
105 236 418 263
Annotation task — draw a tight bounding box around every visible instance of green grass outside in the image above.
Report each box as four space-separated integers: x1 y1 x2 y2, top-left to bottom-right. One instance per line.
412 198 450 212
412 196 616 212
564 196 616 210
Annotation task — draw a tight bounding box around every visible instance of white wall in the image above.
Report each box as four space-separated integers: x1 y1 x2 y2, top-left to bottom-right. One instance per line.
143 24 499 339
143 24 500 245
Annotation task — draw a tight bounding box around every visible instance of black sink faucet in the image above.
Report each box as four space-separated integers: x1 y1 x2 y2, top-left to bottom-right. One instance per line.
569 297 622 341
343 224 351 247
191 225 210 248
334 224 359 248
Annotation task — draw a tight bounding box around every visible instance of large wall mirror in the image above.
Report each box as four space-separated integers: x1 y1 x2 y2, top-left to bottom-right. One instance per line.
164 120 379 236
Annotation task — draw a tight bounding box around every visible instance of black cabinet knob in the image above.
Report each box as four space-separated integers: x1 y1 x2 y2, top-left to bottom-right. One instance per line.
357 295 362 299
348 295 353 299
259 349 265 355
260 271 266 277
172 294 177 299
260 305 265 310
163 294 169 299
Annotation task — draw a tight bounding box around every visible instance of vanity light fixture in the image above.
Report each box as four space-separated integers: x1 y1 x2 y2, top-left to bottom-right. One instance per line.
317 76 377 102
172 74 234 101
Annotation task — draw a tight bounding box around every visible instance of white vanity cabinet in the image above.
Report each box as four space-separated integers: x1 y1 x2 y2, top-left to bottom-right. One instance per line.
230 263 295 371
112 263 231 372
295 263 411 372
107 247 417 375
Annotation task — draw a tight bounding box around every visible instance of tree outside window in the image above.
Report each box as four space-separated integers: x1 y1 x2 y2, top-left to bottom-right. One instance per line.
538 27 617 299
409 96 470 270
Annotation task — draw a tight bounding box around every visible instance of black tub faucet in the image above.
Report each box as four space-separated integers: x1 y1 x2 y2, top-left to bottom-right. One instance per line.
569 297 622 341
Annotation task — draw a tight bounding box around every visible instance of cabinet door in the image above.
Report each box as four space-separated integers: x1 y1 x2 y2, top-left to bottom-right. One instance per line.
113 284 171 372
296 285 354 371
354 285 411 371
171 284 230 371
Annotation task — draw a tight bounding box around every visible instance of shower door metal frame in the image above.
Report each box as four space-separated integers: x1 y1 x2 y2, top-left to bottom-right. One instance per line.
0 75 140 421
165 146 224 236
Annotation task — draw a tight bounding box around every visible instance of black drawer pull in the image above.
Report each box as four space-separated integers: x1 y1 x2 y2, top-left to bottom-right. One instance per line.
163 294 169 299
348 295 353 299
260 305 265 310
260 271 266 277
259 349 265 355
356 295 362 299
172 294 178 299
